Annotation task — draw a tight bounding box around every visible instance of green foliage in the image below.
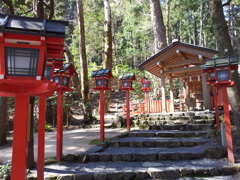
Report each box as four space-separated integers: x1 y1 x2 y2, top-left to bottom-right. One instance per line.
0 160 11 179
89 138 109 145
70 0 104 73
113 0 153 67
112 63 149 100
45 123 53 132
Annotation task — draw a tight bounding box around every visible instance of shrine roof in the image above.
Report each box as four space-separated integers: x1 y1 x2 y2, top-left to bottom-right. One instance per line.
138 40 218 79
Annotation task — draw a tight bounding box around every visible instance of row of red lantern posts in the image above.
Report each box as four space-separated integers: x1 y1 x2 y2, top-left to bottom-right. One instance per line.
0 15 77 180
91 69 151 142
201 55 239 163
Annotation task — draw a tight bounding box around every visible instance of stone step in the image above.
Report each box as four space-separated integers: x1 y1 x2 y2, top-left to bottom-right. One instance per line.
158 124 214 131
27 159 238 179
67 145 227 163
106 137 209 148
128 130 208 137
135 119 215 123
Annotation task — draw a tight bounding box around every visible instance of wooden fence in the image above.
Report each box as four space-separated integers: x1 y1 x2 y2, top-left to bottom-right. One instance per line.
122 99 171 114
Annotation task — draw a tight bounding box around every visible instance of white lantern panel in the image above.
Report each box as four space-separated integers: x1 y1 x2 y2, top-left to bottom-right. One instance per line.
5 47 39 77
216 70 229 81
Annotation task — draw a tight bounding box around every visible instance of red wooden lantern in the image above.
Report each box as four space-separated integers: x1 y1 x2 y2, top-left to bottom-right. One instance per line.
140 76 151 91
119 73 136 132
201 55 239 164
119 73 136 91
202 56 239 86
53 62 77 161
140 76 151 113
53 63 77 91
0 14 68 180
44 59 65 80
91 69 113 90
91 68 114 142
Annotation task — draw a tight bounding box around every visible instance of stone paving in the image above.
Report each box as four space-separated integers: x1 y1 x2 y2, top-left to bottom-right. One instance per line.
0 128 126 164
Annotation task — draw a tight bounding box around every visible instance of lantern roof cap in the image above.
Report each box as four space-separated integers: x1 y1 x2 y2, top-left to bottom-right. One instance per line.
62 63 78 76
119 73 136 80
54 63 77 76
140 76 150 83
201 55 239 70
91 68 113 78
0 14 68 38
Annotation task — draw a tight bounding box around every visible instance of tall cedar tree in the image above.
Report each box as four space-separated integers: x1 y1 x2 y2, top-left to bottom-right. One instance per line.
103 0 113 113
149 0 168 99
64 45 82 100
149 0 167 53
208 0 240 146
76 0 92 120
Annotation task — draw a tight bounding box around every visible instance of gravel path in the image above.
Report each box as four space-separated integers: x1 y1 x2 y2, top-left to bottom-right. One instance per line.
0 128 126 163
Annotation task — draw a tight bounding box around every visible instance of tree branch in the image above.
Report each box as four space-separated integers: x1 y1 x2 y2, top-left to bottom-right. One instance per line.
43 1 50 9
222 0 232 7
2 0 15 15
21 8 34 16
48 0 55 19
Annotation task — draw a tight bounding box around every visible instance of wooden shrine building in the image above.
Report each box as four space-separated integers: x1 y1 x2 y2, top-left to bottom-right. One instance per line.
138 40 218 112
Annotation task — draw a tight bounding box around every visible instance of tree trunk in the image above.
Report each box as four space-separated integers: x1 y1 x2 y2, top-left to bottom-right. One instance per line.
76 0 92 120
208 0 240 146
149 0 167 53
165 0 171 45
229 4 240 56
48 0 55 19
2 0 14 14
37 0 44 19
46 97 56 125
103 0 113 113
208 0 234 56
27 97 35 170
0 97 8 146
199 1 204 46
64 44 82 100
193 15 197 45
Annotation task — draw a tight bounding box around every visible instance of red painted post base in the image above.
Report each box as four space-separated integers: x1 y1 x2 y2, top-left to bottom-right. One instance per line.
213 87 220 131
126 90 130 132
100 89 105 142
56 90 64 161
37 97 47 180
11 94 29 180
222 86 234 163
145 91 149 113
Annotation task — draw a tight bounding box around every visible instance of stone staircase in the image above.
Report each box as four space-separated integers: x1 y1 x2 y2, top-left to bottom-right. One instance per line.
27 112 240 180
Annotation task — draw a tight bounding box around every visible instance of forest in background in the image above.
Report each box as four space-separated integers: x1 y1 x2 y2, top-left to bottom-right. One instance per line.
0 0 239 169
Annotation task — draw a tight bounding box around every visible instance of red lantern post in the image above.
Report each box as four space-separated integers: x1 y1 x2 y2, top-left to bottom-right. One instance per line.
0 15 68 180
140 77 151 113
53 63 78 161
91 69 113 142
119 73 136 132
35 59 66 179
202 67 221 131
202 56 239 163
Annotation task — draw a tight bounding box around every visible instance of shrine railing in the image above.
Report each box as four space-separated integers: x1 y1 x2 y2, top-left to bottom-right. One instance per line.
122 99 171 114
